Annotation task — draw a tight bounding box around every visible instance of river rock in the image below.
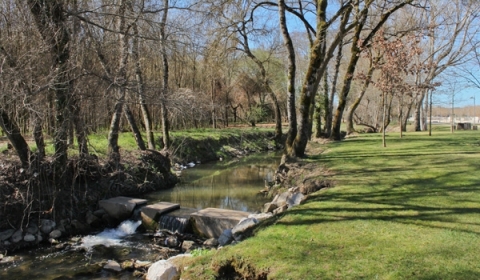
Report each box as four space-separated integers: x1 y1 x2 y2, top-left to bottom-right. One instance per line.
146 260 179 280
181 240 197 252
93 208 106 217
232 218 258 241
24 234 36 242
86 211 101 228
164 236 181 248
26 224 38 235
0 229 15 241
49 229 62 239
0 256 15 264
203 238 219 247
272 191 292 208
40 219 56 234
71 219 89 233
248 212 273 221
135 260 152 269
263 202 277 213
11 229 23 243
121 260 135 270
218 229 233 246
287 192 306 207
37 234 43 243
273 204 288 215
104 260 122 272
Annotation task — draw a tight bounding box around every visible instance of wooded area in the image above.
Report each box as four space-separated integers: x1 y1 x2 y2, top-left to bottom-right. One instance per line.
1 0 479 165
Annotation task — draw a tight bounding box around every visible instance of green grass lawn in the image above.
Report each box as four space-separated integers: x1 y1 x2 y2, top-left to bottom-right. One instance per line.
184 127 480 279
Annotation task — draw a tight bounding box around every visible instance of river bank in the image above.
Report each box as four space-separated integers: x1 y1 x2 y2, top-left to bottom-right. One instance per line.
0 128 280 253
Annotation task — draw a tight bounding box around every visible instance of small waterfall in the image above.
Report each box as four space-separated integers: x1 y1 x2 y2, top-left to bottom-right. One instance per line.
158 215 189 233
81 220 141 248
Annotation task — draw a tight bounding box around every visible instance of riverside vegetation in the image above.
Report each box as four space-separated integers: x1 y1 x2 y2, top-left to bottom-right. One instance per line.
179 126 480 279
0 127 277 252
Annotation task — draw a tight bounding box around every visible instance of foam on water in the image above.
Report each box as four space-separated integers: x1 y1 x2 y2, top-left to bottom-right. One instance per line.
80 220 141 248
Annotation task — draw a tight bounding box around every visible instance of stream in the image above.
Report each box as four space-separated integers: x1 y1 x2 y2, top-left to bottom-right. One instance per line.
0 152 280 279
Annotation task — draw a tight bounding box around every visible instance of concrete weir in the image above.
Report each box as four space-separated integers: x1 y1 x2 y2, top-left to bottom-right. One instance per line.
100 197 251 237
99 196 148 220
140 202 181 231
190 208 250 238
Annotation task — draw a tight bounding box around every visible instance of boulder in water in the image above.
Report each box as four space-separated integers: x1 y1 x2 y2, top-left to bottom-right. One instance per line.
24 234 36 242
146 260 179 280
104 260 122 272
11 229 23 243
0 229 15 241
40 219 56 234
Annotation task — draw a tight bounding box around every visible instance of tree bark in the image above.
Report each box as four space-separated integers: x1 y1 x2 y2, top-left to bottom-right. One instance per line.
132 21 155 150
107 0 129 163
278 0 297 156
70 97 89 158
325 28 343 137
159 0 170 149
345 59 376 135
124 104 146 150
0 108 31 166
28 0 71 168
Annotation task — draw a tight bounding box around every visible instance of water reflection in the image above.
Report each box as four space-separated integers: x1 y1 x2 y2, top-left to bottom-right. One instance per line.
143 152 281 212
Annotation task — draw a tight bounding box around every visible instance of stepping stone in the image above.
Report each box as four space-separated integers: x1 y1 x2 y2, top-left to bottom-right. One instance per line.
140 202 180 231
190 208 250 238
99 196 147 220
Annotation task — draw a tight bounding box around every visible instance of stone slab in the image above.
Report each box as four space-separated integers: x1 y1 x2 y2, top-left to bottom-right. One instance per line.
99 196 148 220
140 202 180 231
190 208 250 238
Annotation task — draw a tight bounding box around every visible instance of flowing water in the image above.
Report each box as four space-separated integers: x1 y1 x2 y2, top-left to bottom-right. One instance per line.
0 152 280 279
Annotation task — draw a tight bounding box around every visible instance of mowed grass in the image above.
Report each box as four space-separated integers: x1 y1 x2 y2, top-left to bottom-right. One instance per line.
184 127 480 279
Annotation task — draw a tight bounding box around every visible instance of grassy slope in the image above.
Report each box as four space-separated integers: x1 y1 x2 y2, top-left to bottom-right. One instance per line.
0 127 275 159
184 127 480 279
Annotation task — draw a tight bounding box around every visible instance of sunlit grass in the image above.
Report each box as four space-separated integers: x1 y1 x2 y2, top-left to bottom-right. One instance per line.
1 127 273 158
184 126 480 279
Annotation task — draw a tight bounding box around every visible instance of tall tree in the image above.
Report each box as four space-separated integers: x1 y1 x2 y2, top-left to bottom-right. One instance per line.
27 0 72 168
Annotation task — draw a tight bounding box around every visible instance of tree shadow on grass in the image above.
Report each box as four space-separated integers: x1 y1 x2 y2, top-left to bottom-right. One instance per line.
280 171 480 235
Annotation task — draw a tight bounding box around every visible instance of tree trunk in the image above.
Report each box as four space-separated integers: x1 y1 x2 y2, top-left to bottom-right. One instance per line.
345 60 375 135
0 108 31 166
325 36 343 137
413 91 426 131
278 0 297 156
108 99 124 163
382 91 387 148
28 0 71 168
33 114 45 161
107 0 129 163
160 0 170 149
133 21 155 150
124 104 146 151
331 2 367 141
71 97 89 158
